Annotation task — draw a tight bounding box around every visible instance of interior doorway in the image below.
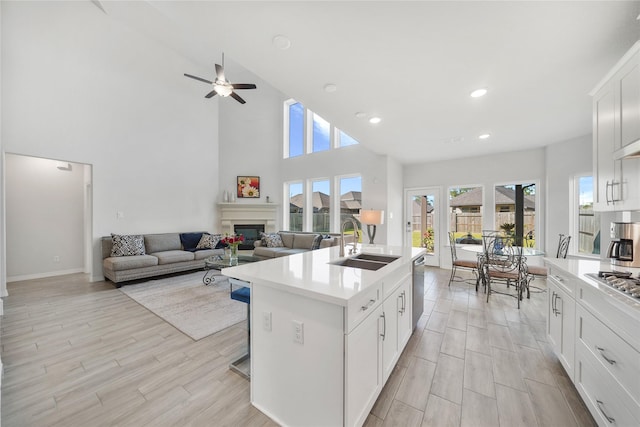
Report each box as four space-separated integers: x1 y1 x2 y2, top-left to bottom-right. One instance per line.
4 153 93 282
405 187 440 267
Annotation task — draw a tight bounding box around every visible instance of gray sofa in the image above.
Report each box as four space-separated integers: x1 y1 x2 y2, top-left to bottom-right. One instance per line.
102 232 224 284
253 231 349 260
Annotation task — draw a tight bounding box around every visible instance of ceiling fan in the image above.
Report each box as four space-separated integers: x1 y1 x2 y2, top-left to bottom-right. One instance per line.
184 53 256 104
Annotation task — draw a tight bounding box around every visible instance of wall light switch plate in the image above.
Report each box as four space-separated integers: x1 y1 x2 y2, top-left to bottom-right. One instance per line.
292 320 304 344
262 312 272 331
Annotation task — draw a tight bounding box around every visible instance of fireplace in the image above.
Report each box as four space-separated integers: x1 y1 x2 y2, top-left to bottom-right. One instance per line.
234 224 265 250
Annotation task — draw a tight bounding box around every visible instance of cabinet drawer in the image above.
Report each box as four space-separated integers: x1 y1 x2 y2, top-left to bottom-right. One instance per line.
346 283 382 333
576 280 640 352
546 264 576 296
577 304 640 405
575 345 640 426
381 263 412 299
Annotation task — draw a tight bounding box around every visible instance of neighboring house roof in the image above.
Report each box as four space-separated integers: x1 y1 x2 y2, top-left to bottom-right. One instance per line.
290 191 361 211
449 187 535 209
412 199 434 216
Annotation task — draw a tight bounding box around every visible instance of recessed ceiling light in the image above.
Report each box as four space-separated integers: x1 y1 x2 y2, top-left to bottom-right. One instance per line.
272 35 291 50
355 112 366 119
470 88 488 98
324 83 337 93
478 133 491 140
369 117 381 124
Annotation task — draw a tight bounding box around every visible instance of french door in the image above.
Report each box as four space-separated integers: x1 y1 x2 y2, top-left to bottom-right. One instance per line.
405 187 440 267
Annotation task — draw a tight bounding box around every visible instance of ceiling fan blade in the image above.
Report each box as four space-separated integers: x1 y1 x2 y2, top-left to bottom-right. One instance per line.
215 64 225 81
230 92 246 104
184 73 213 84
232 83 257 90
205 90 218 99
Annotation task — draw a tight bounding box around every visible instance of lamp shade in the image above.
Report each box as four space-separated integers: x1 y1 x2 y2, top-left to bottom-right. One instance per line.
360 209 384 225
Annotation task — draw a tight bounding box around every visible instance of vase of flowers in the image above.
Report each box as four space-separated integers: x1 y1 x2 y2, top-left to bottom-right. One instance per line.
222 234 244 265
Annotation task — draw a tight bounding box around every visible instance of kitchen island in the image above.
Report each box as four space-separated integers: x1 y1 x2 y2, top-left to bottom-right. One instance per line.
222 244 425 427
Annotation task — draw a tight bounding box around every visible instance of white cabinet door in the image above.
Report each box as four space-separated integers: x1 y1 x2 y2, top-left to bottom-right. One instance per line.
381 290 399 383
547 280 575 380
618 56 640 148
397 279 413 350
345 305 382 427
593 83 620 211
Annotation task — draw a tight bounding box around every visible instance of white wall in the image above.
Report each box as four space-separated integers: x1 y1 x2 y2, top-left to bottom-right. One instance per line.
218 61 287 219
386 155 404 246
404 147 546 267
2 1 220 281
5 155 85 280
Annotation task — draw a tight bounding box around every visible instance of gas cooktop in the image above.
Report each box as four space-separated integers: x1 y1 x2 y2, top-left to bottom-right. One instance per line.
585 271 640 300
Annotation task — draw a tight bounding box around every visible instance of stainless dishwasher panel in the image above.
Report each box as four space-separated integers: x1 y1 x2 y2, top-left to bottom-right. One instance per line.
412 256 425 329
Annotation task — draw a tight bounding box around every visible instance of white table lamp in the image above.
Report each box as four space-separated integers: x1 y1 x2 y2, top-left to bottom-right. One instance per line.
360 209 384 244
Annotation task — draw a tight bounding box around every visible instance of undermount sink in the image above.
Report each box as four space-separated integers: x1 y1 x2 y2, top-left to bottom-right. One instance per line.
329 253 400 271
352 253 400 263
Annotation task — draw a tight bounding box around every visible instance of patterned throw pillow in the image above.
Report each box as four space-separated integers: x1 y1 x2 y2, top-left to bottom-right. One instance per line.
196 233 222 250
110 234 146 257
261 232 284 248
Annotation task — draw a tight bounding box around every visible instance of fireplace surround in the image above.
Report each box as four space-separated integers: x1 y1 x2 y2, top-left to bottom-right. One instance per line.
219 203 278 249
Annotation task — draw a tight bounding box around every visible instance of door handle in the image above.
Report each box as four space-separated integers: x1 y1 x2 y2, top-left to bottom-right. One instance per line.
380 312 386 340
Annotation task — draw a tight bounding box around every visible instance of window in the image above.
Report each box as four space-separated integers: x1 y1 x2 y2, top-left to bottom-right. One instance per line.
576 176 600 255
284 99 358 158
287 102 304 158
312 113 331 153
340 175 362 240
449 186 483 244
312 179 330 233
287 181 304 231
494 183 537 246
338 129 359 147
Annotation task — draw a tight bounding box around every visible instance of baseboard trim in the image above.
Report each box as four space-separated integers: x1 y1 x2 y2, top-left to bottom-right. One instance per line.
91 274 105 283
7 268 85 283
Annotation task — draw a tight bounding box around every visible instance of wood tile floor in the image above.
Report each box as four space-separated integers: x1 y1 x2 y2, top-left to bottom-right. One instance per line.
1 268 596 426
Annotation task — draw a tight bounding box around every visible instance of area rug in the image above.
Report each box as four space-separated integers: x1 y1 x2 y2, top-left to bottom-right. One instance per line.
119 271 246 340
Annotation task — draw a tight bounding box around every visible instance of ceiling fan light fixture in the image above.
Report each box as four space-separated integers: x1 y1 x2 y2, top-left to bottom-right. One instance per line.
214 83 233 97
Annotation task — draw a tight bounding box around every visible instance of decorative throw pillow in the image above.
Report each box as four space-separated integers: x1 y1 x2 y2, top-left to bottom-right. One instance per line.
196 233 222 250
110 234 146 257
180 232 204 252
261 232 284 248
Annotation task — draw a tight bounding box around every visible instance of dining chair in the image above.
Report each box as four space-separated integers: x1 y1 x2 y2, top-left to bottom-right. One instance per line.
447 232 479 289
482 233 528 308
526 234 571 282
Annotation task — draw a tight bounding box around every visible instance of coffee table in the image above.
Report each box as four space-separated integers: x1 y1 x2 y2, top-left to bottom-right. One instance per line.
202 255 261 285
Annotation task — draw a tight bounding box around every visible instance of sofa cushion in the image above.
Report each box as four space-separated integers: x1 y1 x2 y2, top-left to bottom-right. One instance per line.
253 246 288 258
104 254 158 271
275 248 309 257
293 233 320 250
279 232 295 248
180 232 203 251
110 234 146 257
145 234 181 253
151 250 195 265
319 236 339 249
196 233 222 250
261 233 284 248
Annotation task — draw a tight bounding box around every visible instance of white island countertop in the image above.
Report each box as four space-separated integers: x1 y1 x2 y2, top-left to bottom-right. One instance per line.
222 244 425 306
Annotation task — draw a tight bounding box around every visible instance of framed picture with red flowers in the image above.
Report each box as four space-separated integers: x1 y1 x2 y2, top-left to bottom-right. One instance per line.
237 176 260 198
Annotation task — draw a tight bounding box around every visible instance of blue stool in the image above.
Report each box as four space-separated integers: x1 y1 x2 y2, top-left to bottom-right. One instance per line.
230 285 251 379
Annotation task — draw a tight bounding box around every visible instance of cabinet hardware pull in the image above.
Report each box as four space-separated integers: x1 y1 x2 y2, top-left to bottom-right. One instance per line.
596 346 617 365
402 291 406 313
553 275 564 282
360 299 376 311
596 400 615 423
554 294 561 315
551 291 556 314
606 181 612 204
380 312 386 340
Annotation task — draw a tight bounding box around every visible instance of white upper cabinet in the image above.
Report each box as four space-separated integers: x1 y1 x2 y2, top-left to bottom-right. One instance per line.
592 41 640 211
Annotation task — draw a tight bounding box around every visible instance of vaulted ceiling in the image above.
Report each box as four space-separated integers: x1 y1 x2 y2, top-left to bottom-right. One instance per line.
99 1 640 164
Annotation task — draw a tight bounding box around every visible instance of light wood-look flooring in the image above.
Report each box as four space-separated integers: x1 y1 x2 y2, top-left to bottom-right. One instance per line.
1 268 596 426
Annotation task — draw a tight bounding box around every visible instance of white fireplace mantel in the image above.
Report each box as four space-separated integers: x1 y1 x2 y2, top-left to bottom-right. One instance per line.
218 203 279 235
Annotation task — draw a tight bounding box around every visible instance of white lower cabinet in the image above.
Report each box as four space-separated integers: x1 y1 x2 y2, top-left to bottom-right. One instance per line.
545 260 640 427
546 271 576 379
382 278 412 382
346 304 383 427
